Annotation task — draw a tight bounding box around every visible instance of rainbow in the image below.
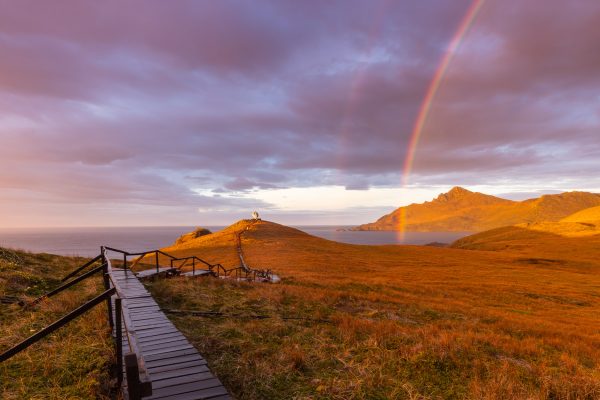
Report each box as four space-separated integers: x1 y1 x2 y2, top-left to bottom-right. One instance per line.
397 0 486 238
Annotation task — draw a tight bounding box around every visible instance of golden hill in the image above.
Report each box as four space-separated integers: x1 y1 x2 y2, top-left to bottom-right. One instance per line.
562 205 600 223
452 224 600 262
140 219 600 398
354 187 600 232
499 205 600 238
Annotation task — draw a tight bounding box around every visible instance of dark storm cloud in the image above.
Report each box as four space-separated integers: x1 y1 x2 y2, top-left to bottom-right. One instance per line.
0 0 599 225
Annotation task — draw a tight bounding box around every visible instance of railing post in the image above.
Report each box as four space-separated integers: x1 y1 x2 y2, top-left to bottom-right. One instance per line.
115 298 123 386
102 264 115 329
125 353 152 399
123 253 128 279
155 251 159 274
101 248 115 329
192 258 195 276
125 353 141 400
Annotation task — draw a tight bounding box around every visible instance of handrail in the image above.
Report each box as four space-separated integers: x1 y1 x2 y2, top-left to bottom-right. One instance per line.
29 263 106 307
103 242 274 282
60 254 102 282
0 287 115 363
104 246 218 278
101 247 152 398
234 222 274 281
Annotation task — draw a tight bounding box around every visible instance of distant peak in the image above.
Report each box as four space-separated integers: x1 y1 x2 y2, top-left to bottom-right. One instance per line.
448 186 472 195
433 187 475 203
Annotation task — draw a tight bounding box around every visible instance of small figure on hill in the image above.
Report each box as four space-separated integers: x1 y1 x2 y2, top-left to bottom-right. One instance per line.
252 211 260 221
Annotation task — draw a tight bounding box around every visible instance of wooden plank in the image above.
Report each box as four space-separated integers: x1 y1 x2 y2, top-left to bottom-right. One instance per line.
134 319 172 328
131 316 169 324
147 359 208 374
181 270 211 277
108 265 230 399
145 378 222 399
139 334 188 347
149 365 210 382
145 354 205 368
144 347 199 362
151 371 215 390
142 342 194 355
134 322 175 331
137 332 186 345
140 336 189 348
136 327 180 338
143 345 196 358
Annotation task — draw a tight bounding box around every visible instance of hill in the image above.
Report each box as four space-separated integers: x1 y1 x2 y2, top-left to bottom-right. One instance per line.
493 205 600 239
451 224 600 261
140 219 600 399
562 205 600 223
353 187 600 232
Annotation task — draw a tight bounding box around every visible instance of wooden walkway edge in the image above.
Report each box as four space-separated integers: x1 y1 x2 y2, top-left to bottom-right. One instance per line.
108 267 231 400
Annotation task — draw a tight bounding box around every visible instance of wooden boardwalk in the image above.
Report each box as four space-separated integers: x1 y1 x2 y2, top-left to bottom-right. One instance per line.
108 268 231 400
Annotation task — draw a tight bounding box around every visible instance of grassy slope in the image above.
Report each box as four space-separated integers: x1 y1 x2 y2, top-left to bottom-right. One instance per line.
485 205 600 239
562 205 600 223
144 220 600 399
0 248 113 400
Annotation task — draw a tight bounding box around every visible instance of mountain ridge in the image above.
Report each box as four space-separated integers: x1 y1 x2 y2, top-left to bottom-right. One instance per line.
353 187 600 232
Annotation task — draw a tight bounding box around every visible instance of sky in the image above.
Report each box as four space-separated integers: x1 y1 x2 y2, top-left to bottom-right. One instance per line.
1 0 599 227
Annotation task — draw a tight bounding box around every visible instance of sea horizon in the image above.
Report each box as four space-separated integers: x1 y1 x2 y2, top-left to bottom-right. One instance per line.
0 225 471 257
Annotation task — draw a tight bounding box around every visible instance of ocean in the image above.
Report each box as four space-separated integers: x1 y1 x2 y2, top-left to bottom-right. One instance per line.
0 226 471 257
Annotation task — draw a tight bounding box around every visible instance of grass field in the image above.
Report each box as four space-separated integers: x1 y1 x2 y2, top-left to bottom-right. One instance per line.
0 248 114 400
143 220 600 399
3 220 599 399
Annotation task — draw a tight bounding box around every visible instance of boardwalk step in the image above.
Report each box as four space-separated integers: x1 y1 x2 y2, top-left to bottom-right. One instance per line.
107 257 230 400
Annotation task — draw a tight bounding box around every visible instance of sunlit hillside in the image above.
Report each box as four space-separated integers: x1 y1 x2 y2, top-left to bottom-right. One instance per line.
354 187 600 232
486 205 600 239
562 205 600 223
140 220 600 399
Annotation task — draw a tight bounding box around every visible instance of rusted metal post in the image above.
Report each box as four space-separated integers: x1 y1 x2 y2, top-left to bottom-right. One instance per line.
115 298 123 385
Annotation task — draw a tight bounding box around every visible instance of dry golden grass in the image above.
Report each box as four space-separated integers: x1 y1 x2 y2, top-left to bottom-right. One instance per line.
0 248 114 399
143 220 600 399
562 206 600 224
